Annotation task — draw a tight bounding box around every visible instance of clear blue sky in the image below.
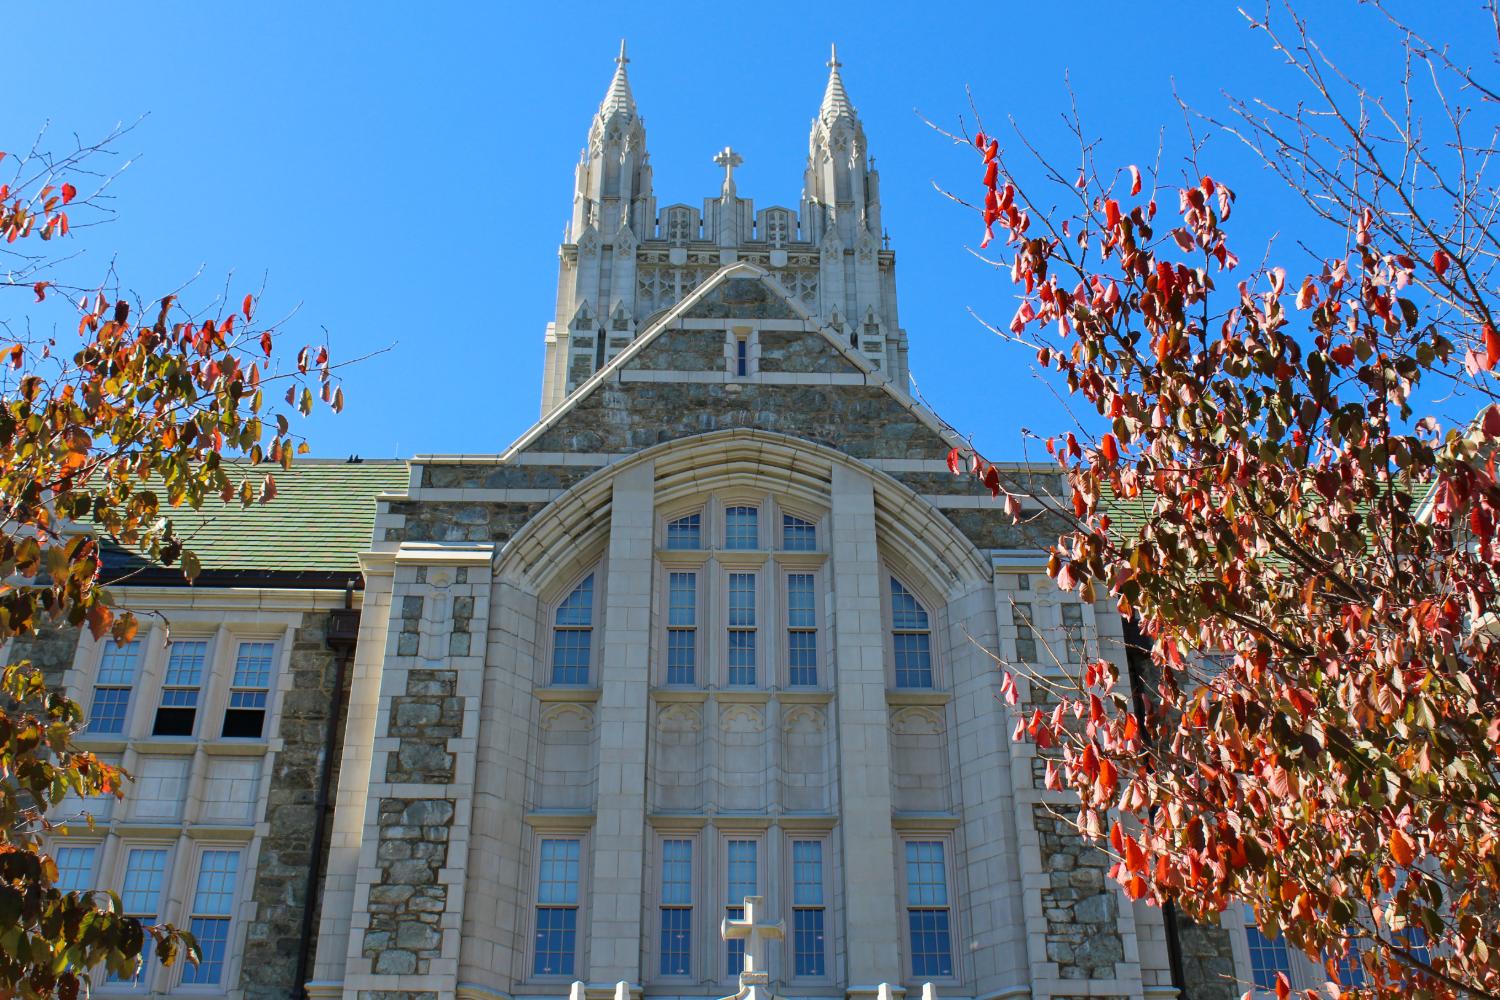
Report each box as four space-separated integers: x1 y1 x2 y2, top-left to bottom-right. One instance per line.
3 1 1480 459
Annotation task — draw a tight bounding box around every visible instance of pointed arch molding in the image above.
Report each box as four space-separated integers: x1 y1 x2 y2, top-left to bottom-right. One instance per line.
495 428 990 596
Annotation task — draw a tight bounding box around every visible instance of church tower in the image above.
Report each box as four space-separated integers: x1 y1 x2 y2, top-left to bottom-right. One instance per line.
541 46 909 415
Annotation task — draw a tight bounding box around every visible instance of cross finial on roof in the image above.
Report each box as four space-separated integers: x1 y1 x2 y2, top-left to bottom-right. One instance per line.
713 146 744 198
827 43 841 70
818 45 856 124
616 38 629 66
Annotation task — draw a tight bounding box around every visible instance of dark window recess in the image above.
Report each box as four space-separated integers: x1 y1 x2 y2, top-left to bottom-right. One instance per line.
152 706 196 737
735 338 748 377
221 707 265 739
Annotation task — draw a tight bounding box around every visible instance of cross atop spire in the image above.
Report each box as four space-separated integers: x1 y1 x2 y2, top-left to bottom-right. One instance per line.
598 38 636 121
819 43 856 125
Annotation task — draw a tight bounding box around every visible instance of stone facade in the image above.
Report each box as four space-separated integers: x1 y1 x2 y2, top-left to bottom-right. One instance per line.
43 47 1286 1000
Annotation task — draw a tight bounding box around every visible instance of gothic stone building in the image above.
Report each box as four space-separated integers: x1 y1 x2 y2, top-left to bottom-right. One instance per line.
44 46 1313 1000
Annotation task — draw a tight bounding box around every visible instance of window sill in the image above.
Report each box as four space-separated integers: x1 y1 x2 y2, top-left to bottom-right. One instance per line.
886 689 951 707
536 686 601 703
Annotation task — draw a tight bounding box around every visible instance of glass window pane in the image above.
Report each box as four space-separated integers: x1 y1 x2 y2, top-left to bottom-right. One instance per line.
192 851 239 914
782 515 816 551
669 573 696 626
905 841 948 906
890 579 930 630
163 640 208 687
232 642 275 688
660 907 692 976
792 841 823 906
556 576 595 627
894 633 933 689
54 846 96 894
552 629 591 685
88 688 132 735
661 840 693 905
1012 602 1038 662
908 909 953 977
538 839 581 905
725 507 759 550
97 641 142 686
794 908 826 977
788 631 817 687
533 907 577 976
786 575 816 627
728 575 756 627
666 514 701 550
182 917 230 985
725 840 757 903
121 848 168 914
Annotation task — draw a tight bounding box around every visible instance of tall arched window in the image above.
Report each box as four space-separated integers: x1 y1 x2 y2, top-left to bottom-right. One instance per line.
552 574 595 685
890 578 933 689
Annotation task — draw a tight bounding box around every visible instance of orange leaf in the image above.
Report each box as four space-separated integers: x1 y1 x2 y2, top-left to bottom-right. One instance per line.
60 183 76 204
243 293 255 320
32 281 47 302
1390 827 1416 867
1128 165 1142 196
1483 323 1500 372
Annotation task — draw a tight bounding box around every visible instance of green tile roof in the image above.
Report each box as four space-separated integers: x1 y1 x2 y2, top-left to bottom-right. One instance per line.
102 459 408 580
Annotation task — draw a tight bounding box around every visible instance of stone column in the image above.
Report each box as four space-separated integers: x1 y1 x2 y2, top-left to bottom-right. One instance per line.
585 459 655 987
337 542 494 1000
828 464 903 993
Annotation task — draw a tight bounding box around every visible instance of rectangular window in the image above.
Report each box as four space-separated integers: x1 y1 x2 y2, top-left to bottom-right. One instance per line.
53 845 97 894
1061 603 1085 663
905 841 954 978
1012 602 1038 662
781 515 816 551
533 838 581 976
89 640 142 735
727 574 757 686
667 572 697 686
111 847 168 984
552 575 594 685
735 337 748 377
153 639 208 737
891 580 934 689
725 839 758 977
666 513 702 550
222 641 274 738
724 506 759 550
659 839 693 976
181 850 239 986
791 840 826 977
786 574 817 687
1243 906 1293 990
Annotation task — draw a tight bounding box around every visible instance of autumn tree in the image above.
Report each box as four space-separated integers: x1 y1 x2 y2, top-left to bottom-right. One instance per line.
949 4 1500 999
0 125 343 997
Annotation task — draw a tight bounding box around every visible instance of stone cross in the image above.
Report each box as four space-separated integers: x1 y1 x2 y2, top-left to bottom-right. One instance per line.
721 894 783 992
714 146 744 199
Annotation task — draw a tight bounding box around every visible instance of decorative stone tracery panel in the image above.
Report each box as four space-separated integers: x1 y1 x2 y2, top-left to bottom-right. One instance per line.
536 703 597 810
889 706 949 812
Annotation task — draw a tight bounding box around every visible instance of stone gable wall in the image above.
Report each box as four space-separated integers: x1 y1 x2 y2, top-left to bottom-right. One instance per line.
239 613 348 1000
528 382 953 459
1033 807 1126 981
1178 917 1238 1000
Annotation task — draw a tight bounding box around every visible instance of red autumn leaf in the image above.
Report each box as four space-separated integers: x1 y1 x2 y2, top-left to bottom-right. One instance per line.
946 447 962 475
32 282 46 302
1274 972 1290 1000
1129 164 1142 196
1330 343 1355 366
243 293 255 320
1432 248 1450 277
60 183 76 205
1483 323 1500 372
260 331 273 356
1100 433 1120 464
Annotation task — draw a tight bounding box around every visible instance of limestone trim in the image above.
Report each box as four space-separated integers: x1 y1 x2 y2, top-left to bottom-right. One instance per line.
523 811 597 831
535 686 602 703
496 429 990 599
890 813 963 830
885 690 954 707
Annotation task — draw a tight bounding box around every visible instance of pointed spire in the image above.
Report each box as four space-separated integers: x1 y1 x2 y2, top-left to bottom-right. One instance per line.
599 39 636 121
819 43 856 124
